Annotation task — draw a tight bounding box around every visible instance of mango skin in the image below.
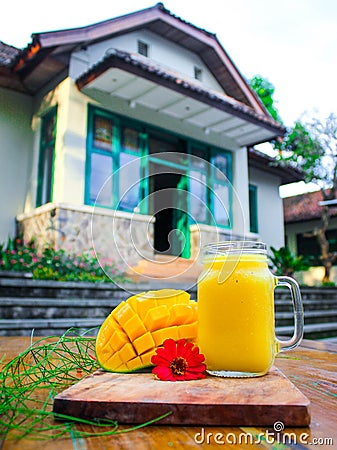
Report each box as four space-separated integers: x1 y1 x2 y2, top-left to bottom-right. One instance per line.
95 289 197 372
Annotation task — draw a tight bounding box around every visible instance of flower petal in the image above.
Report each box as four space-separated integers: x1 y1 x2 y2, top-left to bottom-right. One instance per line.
176 338 187 355
151 354 170 366
186 363 207 373
185 371 206 380
151 338 206 381
162 338 177 358
152 365 172 380
178 340 194 358
156 346 173 360
186 353 205 367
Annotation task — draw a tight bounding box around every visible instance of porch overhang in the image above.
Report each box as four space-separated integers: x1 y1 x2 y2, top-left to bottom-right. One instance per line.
76 50 285 147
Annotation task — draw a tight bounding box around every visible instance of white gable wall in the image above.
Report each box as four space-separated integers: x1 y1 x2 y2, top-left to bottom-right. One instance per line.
70 29 224 93
232 147 249 236
249 166 285 250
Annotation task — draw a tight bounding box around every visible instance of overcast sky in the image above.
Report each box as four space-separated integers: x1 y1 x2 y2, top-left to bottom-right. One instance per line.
2 0 336 195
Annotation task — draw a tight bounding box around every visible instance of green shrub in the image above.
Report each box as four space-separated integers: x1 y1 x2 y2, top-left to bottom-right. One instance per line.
0 235 127 283
321 281 336 287
0 236 38 272
269 246 310 277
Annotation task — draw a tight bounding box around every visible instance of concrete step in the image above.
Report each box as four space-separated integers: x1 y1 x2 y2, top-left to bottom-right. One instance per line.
277 322 337 339
0 297 121 307
3 317 337 338
277 309 337 319
275 300 337 312
0 276 198 298
275 309 337 327
0 318 102 336
0 318 103 330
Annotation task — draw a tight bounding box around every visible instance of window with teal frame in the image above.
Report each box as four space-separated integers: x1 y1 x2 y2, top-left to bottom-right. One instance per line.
118 125 144 212
86 107 114 206
249 184 258 233
189 145 209 225
85 105 233 228
36 107 57 207
210 150 232 228
85 106 146 212
188 145 232 228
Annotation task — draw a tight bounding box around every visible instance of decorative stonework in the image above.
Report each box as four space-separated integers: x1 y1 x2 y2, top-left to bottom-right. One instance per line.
189 224 234 260
16 203 155 271
16 203 239 271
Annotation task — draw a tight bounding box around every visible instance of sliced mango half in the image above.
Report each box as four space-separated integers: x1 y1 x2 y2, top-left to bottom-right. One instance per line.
95 289 197 372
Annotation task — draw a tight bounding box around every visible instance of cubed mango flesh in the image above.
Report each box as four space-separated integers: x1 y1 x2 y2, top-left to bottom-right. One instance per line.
95 289 198 372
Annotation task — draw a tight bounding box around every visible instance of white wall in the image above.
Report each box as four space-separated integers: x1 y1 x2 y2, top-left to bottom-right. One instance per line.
249 166 284 250
0 87 33 242
30 79 88 207
232 147 249 237
70 29 224 93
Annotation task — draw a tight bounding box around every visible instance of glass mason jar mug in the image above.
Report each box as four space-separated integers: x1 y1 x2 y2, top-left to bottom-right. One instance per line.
197 241 304 377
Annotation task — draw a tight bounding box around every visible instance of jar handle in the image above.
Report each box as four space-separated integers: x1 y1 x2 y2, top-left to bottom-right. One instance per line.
275 276 304 351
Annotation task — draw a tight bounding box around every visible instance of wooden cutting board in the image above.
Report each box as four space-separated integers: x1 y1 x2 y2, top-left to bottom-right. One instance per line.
53 366 310 426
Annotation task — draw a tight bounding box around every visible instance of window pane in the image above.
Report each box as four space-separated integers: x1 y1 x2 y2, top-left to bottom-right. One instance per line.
194 66 203 81
249 184 258 233
213 183 230 226
138 40 148 57
93 115 113 151
119 152 141 212
149 135 187 166
43 114 56 145
37 108 57 207
121 127 140 153
189 170 207 223
213 153 228 180
41 146 53 204
90 153 112 205
296 234 320 265
190 147 207 171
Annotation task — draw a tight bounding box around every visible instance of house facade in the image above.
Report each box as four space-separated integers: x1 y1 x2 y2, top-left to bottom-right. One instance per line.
284 190 337 285
0 3 300 274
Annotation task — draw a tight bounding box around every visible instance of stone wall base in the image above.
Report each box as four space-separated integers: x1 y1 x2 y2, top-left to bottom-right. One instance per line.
16 203 155 273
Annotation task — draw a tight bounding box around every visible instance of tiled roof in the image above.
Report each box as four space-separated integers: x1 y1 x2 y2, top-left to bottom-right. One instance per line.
283 190 337 223
155 2 216 38
0 41 20 67
248 147 303 185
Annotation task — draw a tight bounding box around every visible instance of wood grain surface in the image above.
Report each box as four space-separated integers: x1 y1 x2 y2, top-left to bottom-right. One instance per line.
1 337 336 449
53 366 310 426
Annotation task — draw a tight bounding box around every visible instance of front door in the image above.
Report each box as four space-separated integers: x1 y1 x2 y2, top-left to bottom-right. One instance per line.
149 162 190 258
148 134 190 258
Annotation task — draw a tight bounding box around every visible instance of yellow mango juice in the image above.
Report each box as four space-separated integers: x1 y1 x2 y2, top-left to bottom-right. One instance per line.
197 254 277 375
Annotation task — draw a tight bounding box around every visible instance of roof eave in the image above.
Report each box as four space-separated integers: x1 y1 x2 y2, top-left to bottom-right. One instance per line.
248 148 304 185
76 52 285 141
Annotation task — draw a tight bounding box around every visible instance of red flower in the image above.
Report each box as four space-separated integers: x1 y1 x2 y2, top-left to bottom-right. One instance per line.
151 338 206 381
